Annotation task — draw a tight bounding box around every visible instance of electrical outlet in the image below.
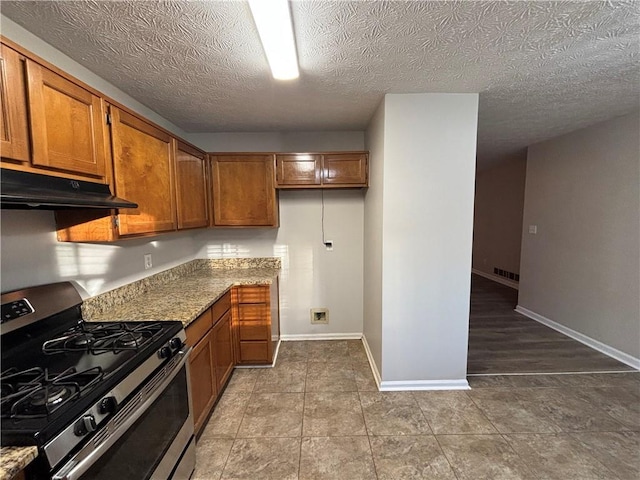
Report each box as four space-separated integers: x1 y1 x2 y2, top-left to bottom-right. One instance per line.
324 241 333 251
144 254 152 270
528 225 537 234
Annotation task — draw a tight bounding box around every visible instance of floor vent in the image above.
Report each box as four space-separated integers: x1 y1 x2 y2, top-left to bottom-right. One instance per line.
493 267 519 282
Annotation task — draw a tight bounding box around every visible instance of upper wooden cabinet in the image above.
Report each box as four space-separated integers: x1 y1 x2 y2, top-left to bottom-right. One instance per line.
276 152 368 188
210 154 278 227
110 107 176 236
26 60 108 179
0 44 30 163
175 141 209 230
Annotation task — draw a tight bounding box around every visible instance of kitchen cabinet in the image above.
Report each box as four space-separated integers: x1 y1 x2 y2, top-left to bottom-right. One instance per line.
275 152 368 188
0 44 30 163
110 106 177 236
175 141 209 230
185 290 233 435
232 281 279 365
1 41 109 182
210 154 278 227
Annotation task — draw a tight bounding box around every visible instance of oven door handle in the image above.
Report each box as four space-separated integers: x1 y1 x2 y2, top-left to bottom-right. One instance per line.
52 347 193 480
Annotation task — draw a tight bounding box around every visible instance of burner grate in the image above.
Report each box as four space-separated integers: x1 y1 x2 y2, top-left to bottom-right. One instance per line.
0 366 104 420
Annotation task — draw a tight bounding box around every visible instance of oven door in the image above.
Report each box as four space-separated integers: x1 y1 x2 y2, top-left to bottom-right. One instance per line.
52 347 194 480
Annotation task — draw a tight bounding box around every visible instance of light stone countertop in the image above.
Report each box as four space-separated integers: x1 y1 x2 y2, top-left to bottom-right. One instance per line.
0 446 38 480
82 261 280 326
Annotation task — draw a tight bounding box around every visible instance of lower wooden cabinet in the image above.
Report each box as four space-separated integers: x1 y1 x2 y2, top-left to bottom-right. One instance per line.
232 281 279 365
185 291 232 434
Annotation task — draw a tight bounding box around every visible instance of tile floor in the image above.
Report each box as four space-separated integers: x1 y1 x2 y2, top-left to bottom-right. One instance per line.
193 340 640 480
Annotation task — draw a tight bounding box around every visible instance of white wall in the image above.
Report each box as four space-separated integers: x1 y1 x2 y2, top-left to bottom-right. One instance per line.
472 153 527 279
519 111 640 359
363 102 385 372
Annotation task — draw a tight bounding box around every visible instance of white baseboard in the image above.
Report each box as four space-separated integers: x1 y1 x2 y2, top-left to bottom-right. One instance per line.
280 333 363 341
379 379 470 391
515 305 640 370
472 268 519 290
361 334 382 389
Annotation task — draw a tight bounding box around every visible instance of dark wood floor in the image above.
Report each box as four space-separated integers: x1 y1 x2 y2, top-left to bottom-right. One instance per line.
467 274 635 375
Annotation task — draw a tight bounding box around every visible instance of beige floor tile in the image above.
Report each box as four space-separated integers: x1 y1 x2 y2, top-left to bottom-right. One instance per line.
370 435 456 480
504 433 618 479
413 391 497 434
468 388 562 433
360 392 431 435
437 434 536 480
306 340 351 362
277 341 309 362
302 392 366 436
199 393 251 440
305 361 357 392
237 392 303 437
571 430 640 479
556 372 640 388
254 360 307 393
573 386 640 430
192 438 233 480
223 369 260 394
299 436 376 480
352 362 379 392
221 437 300 480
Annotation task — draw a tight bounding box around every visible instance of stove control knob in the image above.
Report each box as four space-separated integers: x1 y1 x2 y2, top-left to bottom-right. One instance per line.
159 346 173 359
98 396 117 415
74 415 97 437
169 337 183 350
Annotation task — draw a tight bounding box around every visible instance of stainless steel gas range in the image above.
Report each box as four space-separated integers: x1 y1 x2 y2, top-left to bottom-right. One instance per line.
0 282 195 480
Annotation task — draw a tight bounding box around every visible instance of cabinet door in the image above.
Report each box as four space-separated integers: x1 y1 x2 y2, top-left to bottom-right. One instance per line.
213 311 234 392
110 107 176 236
322 153 368 187
189 331 217 435
210 154 278 227
175 141 209 229
0 45 30 163
25 60 107 179
276 153 321 187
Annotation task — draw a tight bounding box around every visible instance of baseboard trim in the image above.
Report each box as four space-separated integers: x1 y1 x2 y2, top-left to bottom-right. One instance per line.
280 333 363 341
361 334 382 389
379 379 470 391
472 268 519 290
515 305 640 370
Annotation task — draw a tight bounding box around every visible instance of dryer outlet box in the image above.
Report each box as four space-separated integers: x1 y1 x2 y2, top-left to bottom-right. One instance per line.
310 308 329 324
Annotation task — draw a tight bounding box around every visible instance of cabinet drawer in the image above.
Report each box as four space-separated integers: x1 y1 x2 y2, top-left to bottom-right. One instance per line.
185 308 213 347
239 323 269 341
212 290 231 323
239 341 269 363
236 286 269 304
237 304 267 322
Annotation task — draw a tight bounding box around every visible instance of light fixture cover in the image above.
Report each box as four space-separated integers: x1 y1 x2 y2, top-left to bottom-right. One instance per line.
248 0 299 80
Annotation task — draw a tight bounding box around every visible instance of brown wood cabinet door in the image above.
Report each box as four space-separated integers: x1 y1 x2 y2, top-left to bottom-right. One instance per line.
213 311 234 392
276 153 321 187
25 60 107 179
0 45 30 163
233 285 273 365
175 141 209 229
210 154 278 227
110 107 176 236
322 153 368 186
189 331 217 434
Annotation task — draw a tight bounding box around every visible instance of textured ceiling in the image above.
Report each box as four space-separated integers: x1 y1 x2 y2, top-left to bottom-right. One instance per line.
2 0 639 167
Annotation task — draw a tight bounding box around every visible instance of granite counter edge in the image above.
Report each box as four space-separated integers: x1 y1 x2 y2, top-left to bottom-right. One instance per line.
0 446 38 480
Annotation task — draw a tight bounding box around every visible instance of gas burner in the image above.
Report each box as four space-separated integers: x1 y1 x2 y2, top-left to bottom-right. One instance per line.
69 334 95 349
115 331 143 348
0 367 103 419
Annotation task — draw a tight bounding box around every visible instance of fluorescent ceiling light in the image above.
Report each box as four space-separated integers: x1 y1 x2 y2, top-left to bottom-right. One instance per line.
248 0 299 80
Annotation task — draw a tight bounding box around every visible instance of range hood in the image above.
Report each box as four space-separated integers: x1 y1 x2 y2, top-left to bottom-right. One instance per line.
0 169 138 209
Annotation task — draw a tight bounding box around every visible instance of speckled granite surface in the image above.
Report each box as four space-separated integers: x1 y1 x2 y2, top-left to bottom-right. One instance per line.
82 258 280 326
0 446 37 480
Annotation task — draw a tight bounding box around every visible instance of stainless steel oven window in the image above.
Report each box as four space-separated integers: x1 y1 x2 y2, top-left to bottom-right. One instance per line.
78 366 191 479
